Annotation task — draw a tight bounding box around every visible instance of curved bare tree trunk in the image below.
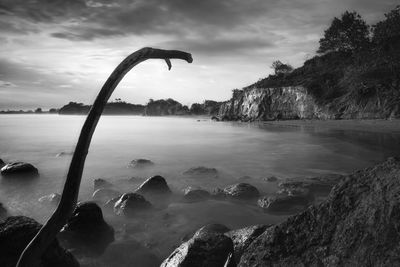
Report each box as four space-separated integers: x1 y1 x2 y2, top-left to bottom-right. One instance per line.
17 47 193 267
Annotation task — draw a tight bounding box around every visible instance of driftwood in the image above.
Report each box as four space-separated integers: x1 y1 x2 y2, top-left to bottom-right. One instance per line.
16 47 193 267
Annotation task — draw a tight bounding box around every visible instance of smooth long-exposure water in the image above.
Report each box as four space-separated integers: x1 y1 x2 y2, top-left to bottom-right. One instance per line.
1 114 399 264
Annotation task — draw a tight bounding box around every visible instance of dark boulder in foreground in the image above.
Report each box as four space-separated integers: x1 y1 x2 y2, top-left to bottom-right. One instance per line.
128 159 155 169
114 193 152 217
226 224 270 261
183 166 218 178
223 183 260 200
136 175 171 195
59 202 114 256
183 188 210 203
0 162 38 177
93 178 113 191
0 216 79 267
161 232 235 267
240 157 400 266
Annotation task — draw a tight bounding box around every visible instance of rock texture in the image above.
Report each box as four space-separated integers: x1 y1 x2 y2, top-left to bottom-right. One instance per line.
114 193 152 217
218 86 332 121
0 162 39 176
93 178 113 191
239 157 400 266
0 216 79 267
38 193 61 205
183 188 210 203
136 175 171 195
59 202 114 256
183 166 218 178
128 159 155 169
223 183 260 200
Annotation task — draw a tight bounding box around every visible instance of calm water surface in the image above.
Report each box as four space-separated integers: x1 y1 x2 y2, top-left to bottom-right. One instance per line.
0 114 399 262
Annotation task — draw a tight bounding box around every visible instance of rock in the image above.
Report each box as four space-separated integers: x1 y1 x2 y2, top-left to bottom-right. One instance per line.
226 225 270 261
223 183 260 200
240 157 400 266
264 176 278 182
279 173 344 195
104 195 120 210
0 203 7 218
38 193 61 205
193 224 230 238
0 159 4 167
0 162 38 177
211 116 220 121
128 159 154 169
100 240 161 267
183 166 218 178
161 232 235 267
55 151 73 157
92 188 121 203
0 216 79 267
257 190 314 214
59 202 114 256
136 175 171 195
210 188 226 200
183 188 210 203
94 178 113 191
114 193 152 217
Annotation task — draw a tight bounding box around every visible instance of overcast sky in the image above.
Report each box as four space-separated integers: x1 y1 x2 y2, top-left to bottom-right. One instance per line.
0 0 397 109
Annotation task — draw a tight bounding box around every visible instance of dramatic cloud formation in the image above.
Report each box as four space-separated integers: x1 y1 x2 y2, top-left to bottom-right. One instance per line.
0 0 398 109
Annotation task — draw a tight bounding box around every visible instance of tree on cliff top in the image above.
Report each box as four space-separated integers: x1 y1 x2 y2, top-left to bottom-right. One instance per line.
318 11 370 54
271 60 293 75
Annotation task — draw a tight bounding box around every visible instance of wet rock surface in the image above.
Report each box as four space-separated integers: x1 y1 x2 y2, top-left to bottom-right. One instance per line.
161 232 235 267
240 158 400 266
38 193 61 205
0 162 39 177
223 183 260 200
59 202 114 256
193 224 230 238
226 224 270 262
183 166 218 178
279 173 344 195
0 159 4 167
93 178 113 191
136 175 171 195
128 159 155 169
114 193 152 217
0 216 79 267
183 188 210 203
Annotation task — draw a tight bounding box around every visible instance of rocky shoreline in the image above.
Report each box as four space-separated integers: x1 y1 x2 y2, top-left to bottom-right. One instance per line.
1 157 400 266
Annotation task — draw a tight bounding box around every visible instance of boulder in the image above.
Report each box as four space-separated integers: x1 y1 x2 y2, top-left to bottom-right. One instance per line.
59 202 114 256
114 193 152 217
240 158 400 266
223 183 260 200
161 232 235 267
0 216 79 267
128 159 154 169
92 188 121 203
183 188 210 203
193 224 230 238
279 173 344 195
100 240 161 267
183 166 218 178
257 190 313 214
225 225 270 261
38 193 61 205
264 176 278 182
136 175 171 195
0 162 38 177
93 178 113 191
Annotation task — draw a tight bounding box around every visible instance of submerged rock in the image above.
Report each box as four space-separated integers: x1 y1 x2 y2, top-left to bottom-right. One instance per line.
279 173 344 195
0 162 38 177
223 183 260 200
240 157 400 266
183 166 218 178
258 188 314 214
59 202 114 256
92 188 121 203
264 176 278 182
0 216 79 267
161 232 235 267
93 178 113 191
193 223 230 238
226 224 270 262
183 188 210 203
55 151 73 157
114 193 152 217
100 240 161 267
128 159 155 169
38 193 61 205
136 175 171 195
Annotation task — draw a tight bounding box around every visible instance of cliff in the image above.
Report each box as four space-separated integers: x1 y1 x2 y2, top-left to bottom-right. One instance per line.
144 98 189 116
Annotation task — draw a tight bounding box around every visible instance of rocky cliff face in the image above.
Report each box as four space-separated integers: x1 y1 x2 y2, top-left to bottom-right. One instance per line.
239 157 400 266
218 86 334 121
218 86 399 121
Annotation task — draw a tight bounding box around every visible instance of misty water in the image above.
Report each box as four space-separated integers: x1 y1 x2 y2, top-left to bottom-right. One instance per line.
1 114 400 264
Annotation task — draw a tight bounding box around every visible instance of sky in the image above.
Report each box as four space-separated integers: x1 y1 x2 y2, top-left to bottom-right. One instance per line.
0 0 398 110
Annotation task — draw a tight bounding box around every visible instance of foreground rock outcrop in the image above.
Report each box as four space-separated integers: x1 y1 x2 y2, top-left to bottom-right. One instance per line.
0 216 79 267
0 162 39 177
239 157 400 266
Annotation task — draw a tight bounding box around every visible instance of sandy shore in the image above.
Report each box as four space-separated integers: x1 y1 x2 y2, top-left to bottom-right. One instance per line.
260 119 400 133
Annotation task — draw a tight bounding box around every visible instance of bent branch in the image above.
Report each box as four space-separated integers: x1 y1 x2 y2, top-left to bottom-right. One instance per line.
17 47 193 267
